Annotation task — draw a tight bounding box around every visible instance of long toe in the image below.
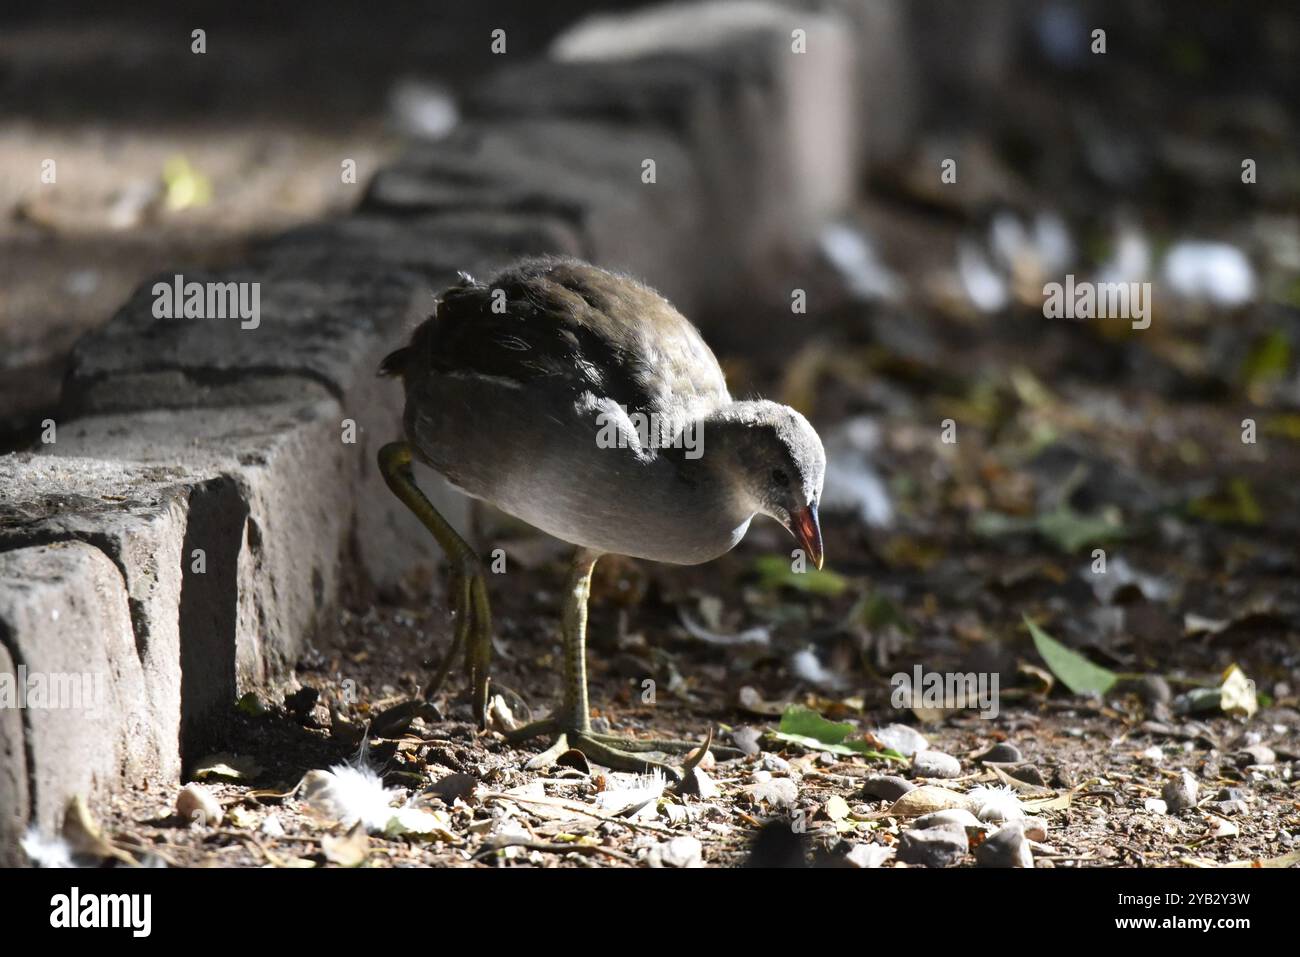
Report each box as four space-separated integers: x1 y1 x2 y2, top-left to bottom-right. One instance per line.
584 731 744 760
568 733 684 783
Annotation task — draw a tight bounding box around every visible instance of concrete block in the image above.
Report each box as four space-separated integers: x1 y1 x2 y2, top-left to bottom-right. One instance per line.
0 639 27 866
55 265 469 595
549 0 862 250
62 267 418 417
253 211 586 280
363 119 704 312
0 542 148 835
39 401 354 685
0 455 197 781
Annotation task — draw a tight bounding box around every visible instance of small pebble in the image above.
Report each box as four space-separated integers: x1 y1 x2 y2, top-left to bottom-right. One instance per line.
913 808 982 831
177 783 223 827
426 772 478 805
1237 744 1276 766
975 822 1033 867
977 743 1023 764
859 774 915 802
912 750 961 779
1007 765 1046 787
761 753 791 773
1122 675 1172 707
731 726 763 756
888 785 977 817
1162 770 1199 812
260 815 285 837
844 843 894 868
1022 817 1048 841
1215 786 1246 801
1210 799 1249 816
646 836 702 868
896 825 968 867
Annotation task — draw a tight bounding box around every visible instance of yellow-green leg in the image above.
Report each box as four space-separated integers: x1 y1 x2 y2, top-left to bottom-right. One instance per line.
506 549 740 781
377 441 492 726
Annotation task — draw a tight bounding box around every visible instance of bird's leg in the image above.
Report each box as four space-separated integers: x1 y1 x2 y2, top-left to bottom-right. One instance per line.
377 441 492 726
506 549 741 781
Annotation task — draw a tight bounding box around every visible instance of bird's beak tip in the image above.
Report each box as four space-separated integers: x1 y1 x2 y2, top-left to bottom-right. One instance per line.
788 504 824 571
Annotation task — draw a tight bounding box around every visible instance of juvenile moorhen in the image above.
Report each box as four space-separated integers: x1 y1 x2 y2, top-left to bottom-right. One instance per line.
379 258 825 777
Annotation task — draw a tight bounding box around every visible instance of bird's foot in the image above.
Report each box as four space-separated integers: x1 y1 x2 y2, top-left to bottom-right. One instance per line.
505 719 741 783
423 555 493 727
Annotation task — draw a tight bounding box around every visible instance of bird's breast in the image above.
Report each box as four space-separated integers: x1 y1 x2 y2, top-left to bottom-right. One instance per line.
406 373 750 564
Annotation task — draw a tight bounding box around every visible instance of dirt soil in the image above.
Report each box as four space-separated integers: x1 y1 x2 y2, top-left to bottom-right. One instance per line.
17 3 1300 869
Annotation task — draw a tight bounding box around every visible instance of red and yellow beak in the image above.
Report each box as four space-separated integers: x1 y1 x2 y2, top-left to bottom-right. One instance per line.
786 504 824 570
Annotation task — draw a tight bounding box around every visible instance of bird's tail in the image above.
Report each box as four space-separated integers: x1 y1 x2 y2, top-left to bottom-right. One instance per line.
380 273 476 377
378 344 409 377
379 306 439 378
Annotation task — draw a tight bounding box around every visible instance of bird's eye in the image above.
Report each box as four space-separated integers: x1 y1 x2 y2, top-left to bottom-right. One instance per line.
771 468 789 486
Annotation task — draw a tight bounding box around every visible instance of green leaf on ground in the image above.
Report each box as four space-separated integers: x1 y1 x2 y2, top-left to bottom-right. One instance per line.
752 556 848 596
1024 615 1118 695
1187 478 1263 526
1035 506 1127 552
846 591 913 634
772 706 905 761
973 505 1126 553
192 752 263 782
1239 330 1292 388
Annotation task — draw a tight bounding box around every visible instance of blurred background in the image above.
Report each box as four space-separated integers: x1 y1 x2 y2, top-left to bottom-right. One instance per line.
3 0 1299 699
4 0 1300 869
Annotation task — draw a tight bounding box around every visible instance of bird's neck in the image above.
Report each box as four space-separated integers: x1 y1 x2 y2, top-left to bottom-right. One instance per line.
674 400 785 515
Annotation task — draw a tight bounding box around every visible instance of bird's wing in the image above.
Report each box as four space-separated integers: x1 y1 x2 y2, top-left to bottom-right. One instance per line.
387 259 730 419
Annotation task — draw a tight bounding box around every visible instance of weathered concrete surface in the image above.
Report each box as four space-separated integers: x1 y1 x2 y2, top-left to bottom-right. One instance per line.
57 265 470 595
253 211 587 282
546 0 862 254
0 542 150 843
0 455 198 784
364 119 704 313
40 401 352 685
62 268 416 415
0 639 27 866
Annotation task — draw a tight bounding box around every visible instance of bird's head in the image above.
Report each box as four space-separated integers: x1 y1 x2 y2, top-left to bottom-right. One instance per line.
708 400 826 568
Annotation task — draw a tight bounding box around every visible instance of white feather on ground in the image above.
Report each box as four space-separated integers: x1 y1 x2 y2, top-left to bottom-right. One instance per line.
968 784 1026 823
20 828 75 868
298 751 453 838
593 770 666 819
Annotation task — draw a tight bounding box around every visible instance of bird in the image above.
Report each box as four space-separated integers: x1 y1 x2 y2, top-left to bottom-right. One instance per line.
378 257 825 778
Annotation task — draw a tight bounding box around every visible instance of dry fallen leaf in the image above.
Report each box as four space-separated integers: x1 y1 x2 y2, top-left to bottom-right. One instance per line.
62 796 137 866
322 822 370 867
